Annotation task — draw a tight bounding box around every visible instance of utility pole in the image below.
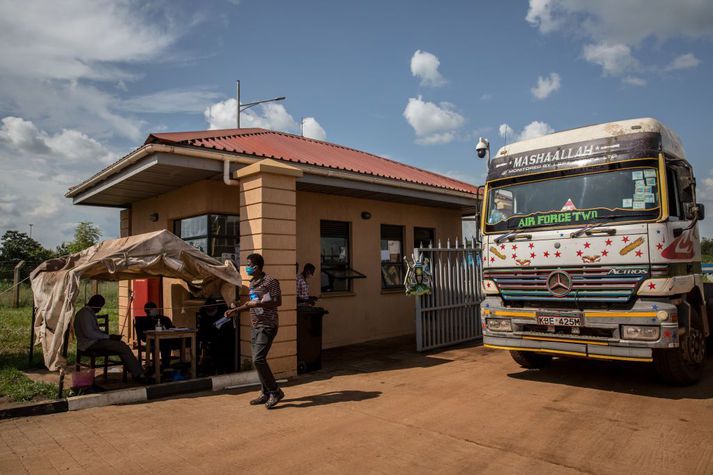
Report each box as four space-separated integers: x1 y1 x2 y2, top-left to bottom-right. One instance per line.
28 223 33 238
236 80 241 129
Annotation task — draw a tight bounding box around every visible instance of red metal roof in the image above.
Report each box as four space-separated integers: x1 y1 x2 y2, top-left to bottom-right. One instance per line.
145 128 479 195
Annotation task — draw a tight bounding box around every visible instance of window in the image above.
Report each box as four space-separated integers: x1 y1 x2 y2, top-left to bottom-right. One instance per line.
666 167 682 219
381 224 405 289
320 221 365 292
414 227 435 249
174 214 240 262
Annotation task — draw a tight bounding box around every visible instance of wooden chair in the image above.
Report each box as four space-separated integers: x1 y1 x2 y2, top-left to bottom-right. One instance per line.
75 314 127 383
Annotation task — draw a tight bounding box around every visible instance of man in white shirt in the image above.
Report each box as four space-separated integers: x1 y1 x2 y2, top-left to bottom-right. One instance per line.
74 294 144 381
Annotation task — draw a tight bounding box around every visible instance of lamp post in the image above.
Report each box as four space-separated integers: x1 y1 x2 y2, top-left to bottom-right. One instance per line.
236 80 286 128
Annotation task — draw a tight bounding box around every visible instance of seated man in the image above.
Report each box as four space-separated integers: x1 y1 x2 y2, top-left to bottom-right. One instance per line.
135 301 180 369
74 294 144 382
296 263 319 306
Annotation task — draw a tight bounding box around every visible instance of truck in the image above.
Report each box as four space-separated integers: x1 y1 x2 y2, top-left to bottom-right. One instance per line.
479 118 710 385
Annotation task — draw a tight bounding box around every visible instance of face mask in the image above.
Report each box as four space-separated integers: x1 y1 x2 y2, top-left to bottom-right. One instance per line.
246 265 256 276
149 309 159 317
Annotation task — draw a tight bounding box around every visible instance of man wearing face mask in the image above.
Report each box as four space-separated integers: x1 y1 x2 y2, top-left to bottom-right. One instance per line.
296 263 318 306
225 253 284 409
136 301 176 370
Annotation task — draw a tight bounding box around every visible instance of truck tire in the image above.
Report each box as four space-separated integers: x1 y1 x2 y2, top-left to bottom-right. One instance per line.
653 307 706 386
510 350 552 368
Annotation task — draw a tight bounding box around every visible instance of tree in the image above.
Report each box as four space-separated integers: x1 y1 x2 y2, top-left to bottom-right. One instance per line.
701 237 713 263
0 230 54 279
59 222 102 255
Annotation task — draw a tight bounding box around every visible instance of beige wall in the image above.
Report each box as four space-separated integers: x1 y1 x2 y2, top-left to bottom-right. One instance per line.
124 178 465 353
296 191 463 349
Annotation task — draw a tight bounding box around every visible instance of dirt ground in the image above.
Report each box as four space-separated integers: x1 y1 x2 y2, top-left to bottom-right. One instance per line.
1 338 713 474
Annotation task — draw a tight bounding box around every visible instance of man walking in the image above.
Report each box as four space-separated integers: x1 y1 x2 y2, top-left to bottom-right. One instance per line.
226 253 284 409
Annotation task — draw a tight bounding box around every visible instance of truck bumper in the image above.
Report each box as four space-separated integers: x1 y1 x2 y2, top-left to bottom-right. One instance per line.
481 297 680 363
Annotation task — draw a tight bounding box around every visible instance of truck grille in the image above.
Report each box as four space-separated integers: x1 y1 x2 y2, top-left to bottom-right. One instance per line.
484 265 666 304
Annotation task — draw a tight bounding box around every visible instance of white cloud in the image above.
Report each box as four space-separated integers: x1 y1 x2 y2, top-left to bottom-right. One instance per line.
0 116 119 246
526 0 563 34
527 1 713 84
665 53 702 71
531 72 561 100
119 89 223 114
480 93 492 101
403 96 465 145
622 76 647 87
410 50 447 87
499 121 554 142
582 43 638 77
498 124 516 141
302 118 327 141
205 98 318 137
0 1 193 141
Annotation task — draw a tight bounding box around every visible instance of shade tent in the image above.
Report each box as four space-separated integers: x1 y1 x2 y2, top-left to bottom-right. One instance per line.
30 230 242 371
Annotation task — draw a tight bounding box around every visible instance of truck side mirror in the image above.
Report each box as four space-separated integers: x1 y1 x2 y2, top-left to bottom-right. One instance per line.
698 203 705 221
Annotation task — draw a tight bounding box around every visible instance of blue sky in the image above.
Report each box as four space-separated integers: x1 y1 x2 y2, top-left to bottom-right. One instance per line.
1 0 712 247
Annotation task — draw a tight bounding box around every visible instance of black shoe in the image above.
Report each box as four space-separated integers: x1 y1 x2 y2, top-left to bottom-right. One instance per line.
249 392 269 405
265 389 284 409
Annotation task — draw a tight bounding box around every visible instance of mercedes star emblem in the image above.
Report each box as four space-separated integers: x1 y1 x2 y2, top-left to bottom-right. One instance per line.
546 270 572 297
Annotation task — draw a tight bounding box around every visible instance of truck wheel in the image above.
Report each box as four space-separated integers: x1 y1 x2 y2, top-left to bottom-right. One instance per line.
510 350 552 368
654 307 706 386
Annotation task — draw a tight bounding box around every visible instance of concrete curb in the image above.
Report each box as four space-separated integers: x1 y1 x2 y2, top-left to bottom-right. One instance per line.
0 370 260 420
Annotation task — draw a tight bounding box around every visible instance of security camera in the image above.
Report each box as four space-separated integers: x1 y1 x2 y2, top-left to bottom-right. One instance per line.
476 137 489 159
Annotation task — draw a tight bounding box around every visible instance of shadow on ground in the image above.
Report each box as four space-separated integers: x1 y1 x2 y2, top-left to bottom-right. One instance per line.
507 353 713 400
300 335 477 383
270 390 382 409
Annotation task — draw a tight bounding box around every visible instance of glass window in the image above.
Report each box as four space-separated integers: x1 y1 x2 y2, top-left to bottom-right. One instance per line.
381 224 405 289
485 166 661 232
414 227 435 249
320 220 351 292
174 214 240 263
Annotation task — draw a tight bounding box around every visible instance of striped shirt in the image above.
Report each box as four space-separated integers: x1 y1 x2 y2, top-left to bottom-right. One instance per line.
296 273 309 301
249 274 281 327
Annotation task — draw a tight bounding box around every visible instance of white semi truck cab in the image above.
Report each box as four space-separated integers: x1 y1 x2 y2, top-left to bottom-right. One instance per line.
480 118 709 384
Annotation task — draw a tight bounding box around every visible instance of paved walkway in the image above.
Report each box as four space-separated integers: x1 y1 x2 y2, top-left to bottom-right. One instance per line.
2 338 713 474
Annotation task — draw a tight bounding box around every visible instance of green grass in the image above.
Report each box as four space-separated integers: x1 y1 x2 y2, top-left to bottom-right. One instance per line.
0 280 120 403
0 367 57 402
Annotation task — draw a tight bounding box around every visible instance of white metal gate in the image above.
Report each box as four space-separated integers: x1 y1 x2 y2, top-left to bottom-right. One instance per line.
415 238 483 351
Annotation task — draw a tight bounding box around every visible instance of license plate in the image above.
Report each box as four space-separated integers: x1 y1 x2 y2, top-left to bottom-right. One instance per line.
537 316 582 327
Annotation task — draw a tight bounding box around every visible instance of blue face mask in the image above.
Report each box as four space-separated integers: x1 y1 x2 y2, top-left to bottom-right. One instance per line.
246 265 256 276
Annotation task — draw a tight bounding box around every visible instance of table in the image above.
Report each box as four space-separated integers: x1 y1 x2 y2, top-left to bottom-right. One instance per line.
144 329 197 383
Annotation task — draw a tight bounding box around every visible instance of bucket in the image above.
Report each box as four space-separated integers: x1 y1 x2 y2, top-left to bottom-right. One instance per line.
71 367 95 389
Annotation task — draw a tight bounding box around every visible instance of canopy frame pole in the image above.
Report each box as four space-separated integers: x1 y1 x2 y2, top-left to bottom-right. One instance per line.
28 303 36 366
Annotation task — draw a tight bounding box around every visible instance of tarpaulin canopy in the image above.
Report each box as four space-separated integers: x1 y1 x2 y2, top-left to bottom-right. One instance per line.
30 230 242 370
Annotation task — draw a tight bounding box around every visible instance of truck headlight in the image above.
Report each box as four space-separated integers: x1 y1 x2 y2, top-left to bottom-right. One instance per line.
482 279 499 295
486 318 512 332
621 325 660 341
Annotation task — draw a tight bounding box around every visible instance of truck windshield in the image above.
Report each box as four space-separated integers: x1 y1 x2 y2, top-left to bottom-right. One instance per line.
485 166 661 232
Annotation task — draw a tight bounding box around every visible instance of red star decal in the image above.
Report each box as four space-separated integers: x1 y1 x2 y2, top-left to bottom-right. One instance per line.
486 282 492 288
635 250 643 257
530 252 536 258
648 282 656 290
576 250 583 257
511 253 517 259
656 242 663 250
605 239 612 246
543 251 550 258
584 242 591 248
511 244 518 250
602 249 609 257
500 244 505 250
490 257 495 263
622 236 630 243
529 242 534 249
554 251 561 258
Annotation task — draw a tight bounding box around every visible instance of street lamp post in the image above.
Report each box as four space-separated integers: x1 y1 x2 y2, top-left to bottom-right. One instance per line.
236 80 286 128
